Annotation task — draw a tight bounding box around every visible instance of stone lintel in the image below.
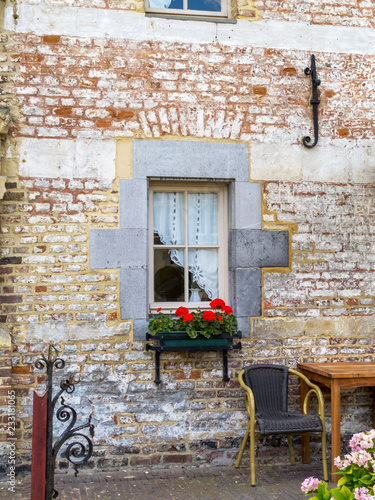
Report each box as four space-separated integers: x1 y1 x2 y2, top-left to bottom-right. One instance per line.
133 140 249 181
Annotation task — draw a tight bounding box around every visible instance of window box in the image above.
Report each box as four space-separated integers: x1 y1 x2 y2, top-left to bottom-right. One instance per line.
145 330 242 384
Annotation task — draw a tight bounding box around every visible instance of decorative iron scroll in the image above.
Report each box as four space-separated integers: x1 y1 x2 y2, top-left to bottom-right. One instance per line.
35 343 94 500
302 54 321 148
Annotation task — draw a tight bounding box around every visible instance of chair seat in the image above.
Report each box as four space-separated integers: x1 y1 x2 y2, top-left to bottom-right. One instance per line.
256 411 323 435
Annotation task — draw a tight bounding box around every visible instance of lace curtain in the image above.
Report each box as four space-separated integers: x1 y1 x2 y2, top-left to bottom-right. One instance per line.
153 191 218 300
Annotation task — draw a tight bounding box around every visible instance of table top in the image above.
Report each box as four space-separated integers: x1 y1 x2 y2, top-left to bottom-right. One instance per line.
298 362 375 379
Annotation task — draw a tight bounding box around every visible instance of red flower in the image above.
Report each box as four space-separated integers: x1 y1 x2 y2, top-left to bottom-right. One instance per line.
157 307 162 313
175 306 189 317
210 298 226 310
222 306 233 315
202 310 216 321
218 316 223 321
183 313 194 323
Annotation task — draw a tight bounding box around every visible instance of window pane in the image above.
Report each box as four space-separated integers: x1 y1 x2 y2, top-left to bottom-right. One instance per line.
188 192 218 245
188 0 221 11
188 248 218 300
154 248 185 302
154 192 184 245
149 0 183 9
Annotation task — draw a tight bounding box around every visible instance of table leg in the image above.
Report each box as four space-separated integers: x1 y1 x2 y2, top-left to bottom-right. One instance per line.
331 380 341 483
373 388 375 428
300 375 310 464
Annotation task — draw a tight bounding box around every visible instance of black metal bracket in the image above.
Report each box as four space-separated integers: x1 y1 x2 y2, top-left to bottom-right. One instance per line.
146 331 242 384
302 54 321 148
35 343 94 500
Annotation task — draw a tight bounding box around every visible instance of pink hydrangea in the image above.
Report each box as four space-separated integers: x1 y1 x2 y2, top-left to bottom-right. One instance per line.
341 450 373 469
301 476 320 494
354 487 373 500
350 432 364 452
350 431 375 453
334 456 342 468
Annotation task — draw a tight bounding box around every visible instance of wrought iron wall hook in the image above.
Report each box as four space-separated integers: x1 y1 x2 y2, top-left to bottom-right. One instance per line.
302 54 321 148
35 342 94 500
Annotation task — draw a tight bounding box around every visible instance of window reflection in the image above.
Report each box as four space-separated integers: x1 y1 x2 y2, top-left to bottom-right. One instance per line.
188 0 221 11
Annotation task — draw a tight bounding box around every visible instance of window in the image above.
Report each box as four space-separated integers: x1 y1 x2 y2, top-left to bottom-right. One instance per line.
149 182 228 312
145 0 231 20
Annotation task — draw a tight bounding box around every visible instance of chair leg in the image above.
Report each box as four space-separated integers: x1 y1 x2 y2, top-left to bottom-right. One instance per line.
250 421 256 486
287 435 295 465
235 423 250 468
321 431 328 482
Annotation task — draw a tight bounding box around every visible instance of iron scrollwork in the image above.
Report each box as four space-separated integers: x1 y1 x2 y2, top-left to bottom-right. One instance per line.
302 54 321 148
35 343 94 500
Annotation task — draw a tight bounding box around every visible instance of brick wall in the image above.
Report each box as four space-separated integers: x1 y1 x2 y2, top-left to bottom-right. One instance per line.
263 181 375 320
7 36 375 143
3 175 375 472
1 0 375 475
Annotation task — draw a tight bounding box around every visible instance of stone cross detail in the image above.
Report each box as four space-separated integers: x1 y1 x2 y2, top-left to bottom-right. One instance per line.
89 140 289 339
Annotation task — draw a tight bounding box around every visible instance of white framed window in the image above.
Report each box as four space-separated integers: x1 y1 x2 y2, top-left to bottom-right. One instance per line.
149 182 228 312
145 0 231 20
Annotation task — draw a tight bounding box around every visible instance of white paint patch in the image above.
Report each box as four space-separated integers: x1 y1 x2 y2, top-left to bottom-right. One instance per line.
251 140 375 184
4 3 375 55
19 137 116 183
27 319 132 342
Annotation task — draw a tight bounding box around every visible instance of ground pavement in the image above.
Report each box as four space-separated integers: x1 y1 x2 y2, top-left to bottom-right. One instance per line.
1 461 330 500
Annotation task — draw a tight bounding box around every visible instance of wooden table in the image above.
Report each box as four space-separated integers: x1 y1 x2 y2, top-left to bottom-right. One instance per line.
297 362 375 482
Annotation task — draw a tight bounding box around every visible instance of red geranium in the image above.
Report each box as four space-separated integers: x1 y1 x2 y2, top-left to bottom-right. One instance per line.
148 298 237 338
176 306 189 317
222 306 233 315
202 310 216 321
210 298 226 310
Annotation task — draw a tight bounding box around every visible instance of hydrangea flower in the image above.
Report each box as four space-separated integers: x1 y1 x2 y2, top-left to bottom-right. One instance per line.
302 430 375 499
301 476 321 494
354 487 373 500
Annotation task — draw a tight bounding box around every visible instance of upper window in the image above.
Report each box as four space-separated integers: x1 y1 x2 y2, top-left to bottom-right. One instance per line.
145 0 231 19
149 182 228 312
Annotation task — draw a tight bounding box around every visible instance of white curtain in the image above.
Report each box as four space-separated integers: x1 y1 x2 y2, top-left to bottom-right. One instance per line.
153 191 218 300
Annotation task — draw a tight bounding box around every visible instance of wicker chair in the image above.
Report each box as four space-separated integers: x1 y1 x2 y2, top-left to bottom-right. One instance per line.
235 364 328 486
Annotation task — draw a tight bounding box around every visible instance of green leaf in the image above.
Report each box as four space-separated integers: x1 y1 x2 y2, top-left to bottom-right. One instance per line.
317 483 328 496
337 477 348 487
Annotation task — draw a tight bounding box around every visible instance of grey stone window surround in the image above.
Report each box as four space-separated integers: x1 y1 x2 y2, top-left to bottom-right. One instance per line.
89 140 289 340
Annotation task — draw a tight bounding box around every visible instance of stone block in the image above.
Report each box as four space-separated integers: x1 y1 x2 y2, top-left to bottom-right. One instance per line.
133 140 249 181
252 318 306 339
120 268 148 320
89 229 122 269
119 179 148 229
233 268 262 317
90 228 147 269
229 229 289 269
133 318 150 341
230 181 262 230
19 137 116 182
236 316 251 338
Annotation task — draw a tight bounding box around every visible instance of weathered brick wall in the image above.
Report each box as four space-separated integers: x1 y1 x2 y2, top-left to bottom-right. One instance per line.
263 182 375 320
12 0 375 25
1 0 375 475
1 177 120 328
256 0 375 27
3 175 375 472
8 35 375 143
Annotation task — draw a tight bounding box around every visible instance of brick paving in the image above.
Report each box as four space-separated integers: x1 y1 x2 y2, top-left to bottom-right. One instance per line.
1 462 330 499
